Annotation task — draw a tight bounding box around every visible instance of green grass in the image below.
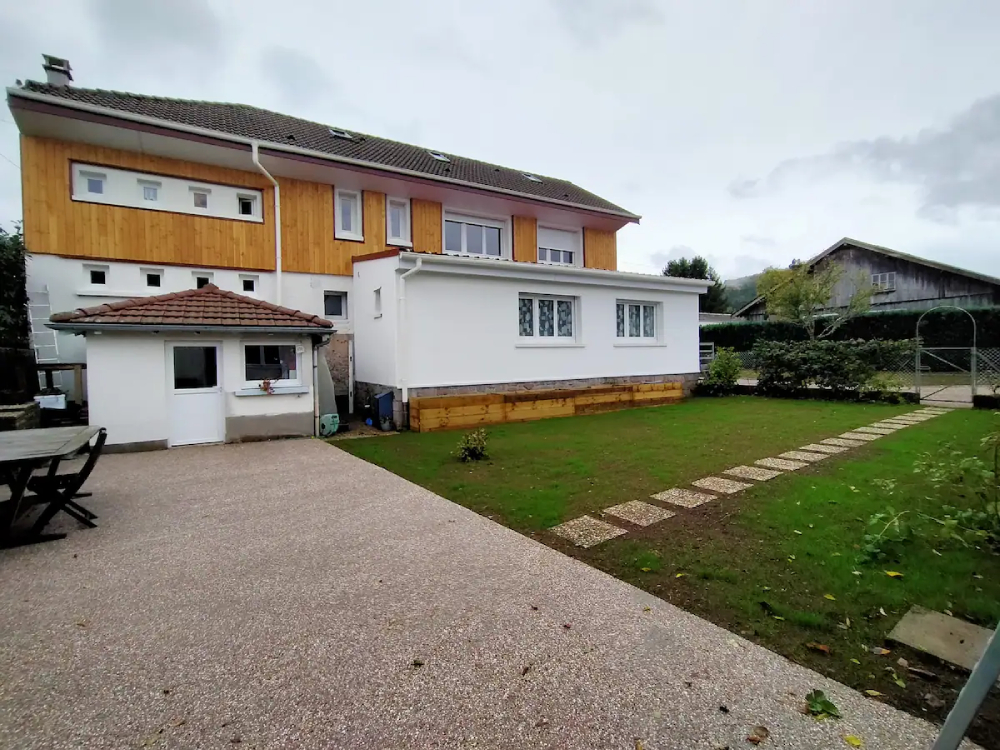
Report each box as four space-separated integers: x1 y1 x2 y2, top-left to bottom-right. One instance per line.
338 397 913 531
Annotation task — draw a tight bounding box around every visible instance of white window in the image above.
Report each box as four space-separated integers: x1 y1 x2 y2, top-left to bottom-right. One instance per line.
537 227 581 267
871 272 896 292
335 189 363 241
518 294 576 341
617 301 657 339
240 275 258 294
386 197 411 246
143 268 163 288
324 291 348 319
193 272 213 289
191 188 210 209
244 343 300 386
444 212 508 258
85 264 108 286
237 195 257 218
81 170 105 195
139 180 160 202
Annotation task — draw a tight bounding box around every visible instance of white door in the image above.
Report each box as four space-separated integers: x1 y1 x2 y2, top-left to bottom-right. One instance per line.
168 343 224 446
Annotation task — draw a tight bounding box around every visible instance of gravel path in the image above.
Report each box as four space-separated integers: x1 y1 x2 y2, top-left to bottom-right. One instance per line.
0 439 973 749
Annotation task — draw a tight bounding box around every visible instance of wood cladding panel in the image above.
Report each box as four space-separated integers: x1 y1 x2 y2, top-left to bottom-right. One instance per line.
512 216 537 262
409 382 682 432
21 136 276 270
583 227 617 271
411 199 442 255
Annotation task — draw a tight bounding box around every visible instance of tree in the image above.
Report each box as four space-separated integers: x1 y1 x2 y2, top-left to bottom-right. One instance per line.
0 223 30 348
663 255 728 313
755 260 873 339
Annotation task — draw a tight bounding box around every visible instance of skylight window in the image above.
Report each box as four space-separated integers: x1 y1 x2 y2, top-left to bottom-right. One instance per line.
522 173 542 182
328 128 353 140
428 151 451 163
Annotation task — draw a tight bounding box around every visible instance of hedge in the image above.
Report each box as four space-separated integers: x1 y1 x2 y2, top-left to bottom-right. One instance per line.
701 307 1000 349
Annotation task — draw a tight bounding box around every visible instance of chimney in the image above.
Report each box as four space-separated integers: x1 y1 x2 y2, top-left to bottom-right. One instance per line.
42 54 73 87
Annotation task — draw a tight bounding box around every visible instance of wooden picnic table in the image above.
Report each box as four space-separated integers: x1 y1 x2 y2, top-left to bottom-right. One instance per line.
0 425 102 547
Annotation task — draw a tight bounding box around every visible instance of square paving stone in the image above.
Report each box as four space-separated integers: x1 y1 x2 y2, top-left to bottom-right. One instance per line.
777 450 828 462
651 488 716 508
724 465 782 481
888 605 994 672
839 431 881 441
800 443 848 454
755 457 808 471
603 500 675 527
853 426 895 435
550 516 627 548
872 421 907 429
821 437 866 448
692 476 753 494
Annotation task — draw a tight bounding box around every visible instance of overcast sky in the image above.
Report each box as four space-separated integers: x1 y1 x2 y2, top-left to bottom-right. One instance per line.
1 0 998 280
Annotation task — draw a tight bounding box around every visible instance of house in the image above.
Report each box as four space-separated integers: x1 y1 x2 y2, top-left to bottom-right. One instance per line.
734 237 1000 321
7 56 707 446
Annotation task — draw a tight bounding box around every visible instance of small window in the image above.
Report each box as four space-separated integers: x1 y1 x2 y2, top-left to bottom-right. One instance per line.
238 196 256 217
241 275 258 293
324 291 347 319
328 128 353 140
871 272 896 292
146 272 162 288
139 180 160 202
194 273 213 289
374 287 382 316
617 301 657 339
386 197 411 246
539 247 574 265
80 171 106 195
88 268 107 285
522 173 542 182
192 190 209 209
519 295 575 340
335 189 363 241
428 151 450 162
443 213 505 258
244 344 298 383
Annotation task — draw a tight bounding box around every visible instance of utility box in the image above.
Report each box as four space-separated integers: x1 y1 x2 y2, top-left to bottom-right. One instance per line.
374 391 394 430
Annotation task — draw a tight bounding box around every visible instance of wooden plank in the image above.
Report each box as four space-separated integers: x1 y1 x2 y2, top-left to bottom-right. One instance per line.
410 393 505 410
512 216 537 262
417 403 507 420
583 227 617 270
411 199 442 254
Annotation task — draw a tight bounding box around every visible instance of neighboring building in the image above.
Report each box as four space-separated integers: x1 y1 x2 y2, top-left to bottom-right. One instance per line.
698 312 732 326
7 56 707 444
734 238 1000 321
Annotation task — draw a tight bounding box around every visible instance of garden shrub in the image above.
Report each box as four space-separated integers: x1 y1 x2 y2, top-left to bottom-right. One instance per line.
754 339 915 396
456 428 489 462
701 347 741 395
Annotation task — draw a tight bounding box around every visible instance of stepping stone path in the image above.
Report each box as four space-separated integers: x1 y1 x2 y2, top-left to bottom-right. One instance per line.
755 457 808 471
777 450 828 463
692 476 753 494
651 488 716 508
604 500 675 527
724 465 782 481
551 408 951 547
551 516 627 547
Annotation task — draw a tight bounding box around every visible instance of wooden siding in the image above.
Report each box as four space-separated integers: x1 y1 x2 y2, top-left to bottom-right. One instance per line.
411 199 442 255
280 183 385 275
512 216 537 262
409 382 682 432
583 227 617 271
21 136 277 270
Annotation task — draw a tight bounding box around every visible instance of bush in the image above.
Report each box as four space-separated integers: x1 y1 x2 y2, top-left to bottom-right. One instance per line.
701 347 741 395
754 339 915 396
456 428 488 462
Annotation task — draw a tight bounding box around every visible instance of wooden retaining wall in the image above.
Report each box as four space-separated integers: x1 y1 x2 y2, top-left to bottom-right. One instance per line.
409 382 683 432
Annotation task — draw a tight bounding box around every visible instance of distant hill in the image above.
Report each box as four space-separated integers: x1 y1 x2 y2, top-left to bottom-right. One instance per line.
723 274 760 313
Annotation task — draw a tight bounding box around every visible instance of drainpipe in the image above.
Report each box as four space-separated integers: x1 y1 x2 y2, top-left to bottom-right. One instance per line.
312 336 324 437
251 141 282 305
397 257 424 409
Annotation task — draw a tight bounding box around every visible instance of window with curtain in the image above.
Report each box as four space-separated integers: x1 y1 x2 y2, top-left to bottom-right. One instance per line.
616 301 657 340
518 294 575 340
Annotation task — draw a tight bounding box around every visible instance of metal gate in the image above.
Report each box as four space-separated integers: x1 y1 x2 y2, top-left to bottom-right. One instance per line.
916 347 975 403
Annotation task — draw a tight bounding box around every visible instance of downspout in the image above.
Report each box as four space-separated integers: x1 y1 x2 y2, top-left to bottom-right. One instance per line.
312 335 327 437
251 141 282 305
397 257 424 410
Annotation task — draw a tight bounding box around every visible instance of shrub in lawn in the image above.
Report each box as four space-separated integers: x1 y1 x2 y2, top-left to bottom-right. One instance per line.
701 346 742 395
754 339 915 396
456 428 489 462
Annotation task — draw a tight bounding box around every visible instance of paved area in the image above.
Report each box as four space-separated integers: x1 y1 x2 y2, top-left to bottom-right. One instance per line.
0 438 968 749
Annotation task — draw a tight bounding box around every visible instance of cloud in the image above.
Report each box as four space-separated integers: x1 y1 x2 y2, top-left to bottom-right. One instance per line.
728 92 1000 223
740 234 776 249
649 244 695 271
258 47 341 110
548 0 663 43
86 0 224 60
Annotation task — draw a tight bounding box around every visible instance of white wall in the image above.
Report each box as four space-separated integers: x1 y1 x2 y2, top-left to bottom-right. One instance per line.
352 255 399 386
403 272 700 389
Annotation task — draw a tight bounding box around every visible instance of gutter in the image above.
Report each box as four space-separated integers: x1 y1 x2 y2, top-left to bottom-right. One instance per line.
46 323 335 335
7 87 642 224
397 257 424 408
251 141 282 305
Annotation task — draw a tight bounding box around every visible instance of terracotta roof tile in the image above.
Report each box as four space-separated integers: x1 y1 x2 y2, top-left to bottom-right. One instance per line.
49 284 334 330
16 81 638 220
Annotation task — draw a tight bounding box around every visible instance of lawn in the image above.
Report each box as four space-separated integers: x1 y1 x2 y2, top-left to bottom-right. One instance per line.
337 398 1000 746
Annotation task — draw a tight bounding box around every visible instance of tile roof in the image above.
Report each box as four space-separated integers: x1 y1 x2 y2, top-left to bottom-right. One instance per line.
49 284 334 330
15 81 638 220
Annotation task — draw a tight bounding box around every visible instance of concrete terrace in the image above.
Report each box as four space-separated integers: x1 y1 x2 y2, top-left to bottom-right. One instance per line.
0 439 970 749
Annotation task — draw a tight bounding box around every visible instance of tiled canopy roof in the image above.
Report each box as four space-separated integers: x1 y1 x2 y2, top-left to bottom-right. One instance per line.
17 81 638 219
49 284 334 330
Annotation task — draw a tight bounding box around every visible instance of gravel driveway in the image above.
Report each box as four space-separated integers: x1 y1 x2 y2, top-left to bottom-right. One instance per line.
0 439 971 749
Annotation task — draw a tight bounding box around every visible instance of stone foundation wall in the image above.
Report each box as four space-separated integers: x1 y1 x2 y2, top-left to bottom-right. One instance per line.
409 373 701 401
322 335 351 396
